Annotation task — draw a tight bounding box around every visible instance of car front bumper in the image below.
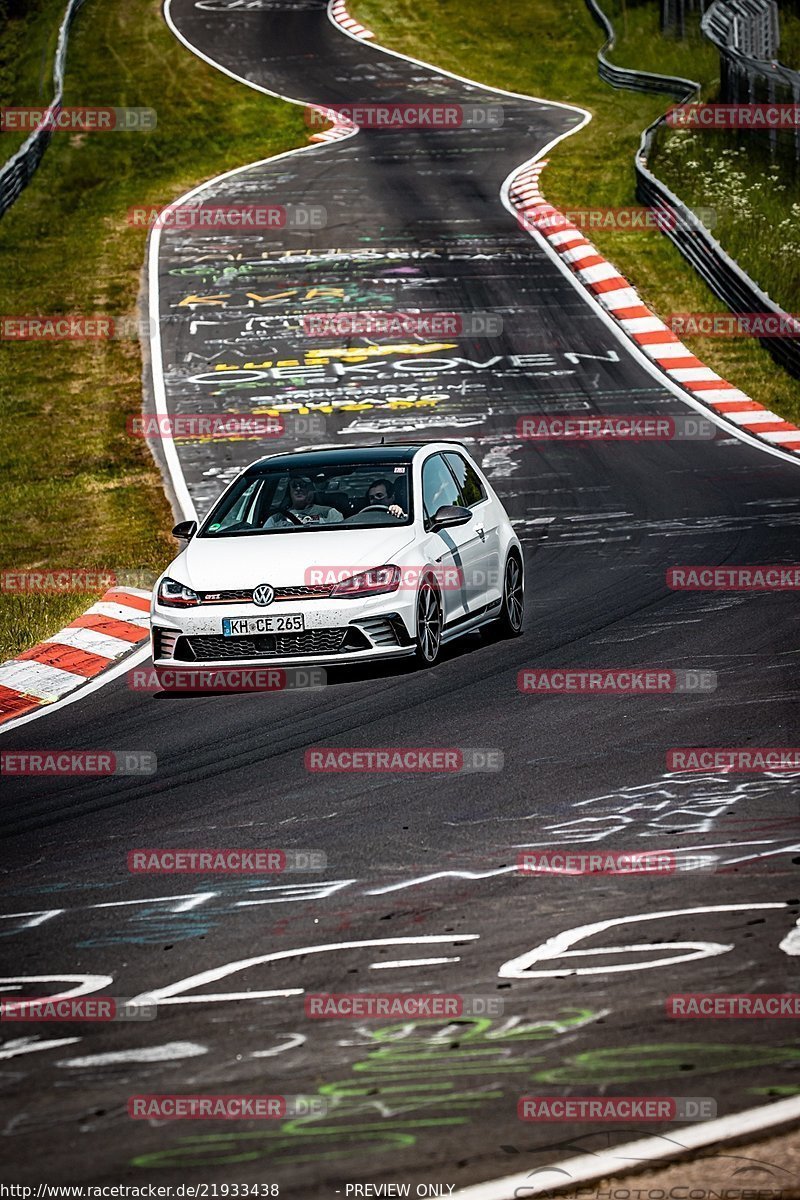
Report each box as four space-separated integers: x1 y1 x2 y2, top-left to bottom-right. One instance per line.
150 592 418 670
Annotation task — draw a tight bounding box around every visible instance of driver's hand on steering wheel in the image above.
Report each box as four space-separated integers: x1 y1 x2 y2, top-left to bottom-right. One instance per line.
388 504 404 519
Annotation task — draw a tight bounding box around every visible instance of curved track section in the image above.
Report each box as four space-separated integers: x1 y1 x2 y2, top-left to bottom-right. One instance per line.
1 0 799 1192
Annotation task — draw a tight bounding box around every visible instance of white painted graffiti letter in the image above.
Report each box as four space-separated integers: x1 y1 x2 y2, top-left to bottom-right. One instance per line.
498 903 787 979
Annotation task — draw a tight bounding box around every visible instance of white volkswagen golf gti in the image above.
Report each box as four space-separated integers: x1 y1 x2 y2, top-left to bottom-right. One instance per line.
151 442 524 681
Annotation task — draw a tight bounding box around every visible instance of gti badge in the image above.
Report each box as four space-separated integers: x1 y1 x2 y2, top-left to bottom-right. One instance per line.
252 583 275 607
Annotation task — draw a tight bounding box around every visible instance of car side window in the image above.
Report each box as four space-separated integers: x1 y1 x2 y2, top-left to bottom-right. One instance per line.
443 452 487 508
422 453 464 524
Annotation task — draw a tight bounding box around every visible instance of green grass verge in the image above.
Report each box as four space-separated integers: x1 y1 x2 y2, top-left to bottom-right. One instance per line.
349 0 800 428
0 0 308 662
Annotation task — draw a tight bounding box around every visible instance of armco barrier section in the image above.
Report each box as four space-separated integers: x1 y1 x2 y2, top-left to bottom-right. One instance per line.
584 0 800 381
702 0 800 166
584 0 699 96
0 0 88 219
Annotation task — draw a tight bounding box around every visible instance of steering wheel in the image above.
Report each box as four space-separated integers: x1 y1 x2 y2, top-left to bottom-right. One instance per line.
359 504 391 514
266 507 304 526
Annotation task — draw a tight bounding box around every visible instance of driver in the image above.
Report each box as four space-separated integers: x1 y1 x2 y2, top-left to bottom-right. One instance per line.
365 477 405 520
264 475 343 527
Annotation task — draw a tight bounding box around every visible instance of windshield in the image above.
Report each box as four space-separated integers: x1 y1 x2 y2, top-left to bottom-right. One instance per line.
199 462 414 537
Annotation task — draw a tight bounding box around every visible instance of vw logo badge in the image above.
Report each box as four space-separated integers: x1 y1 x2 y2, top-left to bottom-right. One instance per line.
252 583 275 607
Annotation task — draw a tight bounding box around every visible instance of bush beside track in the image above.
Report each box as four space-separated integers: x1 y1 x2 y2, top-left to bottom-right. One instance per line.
0 0 308 661
349 0 800 429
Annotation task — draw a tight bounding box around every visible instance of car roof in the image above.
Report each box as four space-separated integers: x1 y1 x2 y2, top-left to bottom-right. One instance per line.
246 442 467 472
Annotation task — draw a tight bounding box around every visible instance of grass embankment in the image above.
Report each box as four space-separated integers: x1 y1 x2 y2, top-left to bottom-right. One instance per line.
349 0 800 427
0 0 308 661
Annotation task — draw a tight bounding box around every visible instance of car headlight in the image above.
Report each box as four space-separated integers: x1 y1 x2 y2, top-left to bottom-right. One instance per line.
330 565 401 598
157 577 200 607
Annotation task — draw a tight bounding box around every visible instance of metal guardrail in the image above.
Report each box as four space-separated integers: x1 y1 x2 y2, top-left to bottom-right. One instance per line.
703 0 779 59
585 0 700 95
583 0 800 381
0 0 88 219
702 0 800 165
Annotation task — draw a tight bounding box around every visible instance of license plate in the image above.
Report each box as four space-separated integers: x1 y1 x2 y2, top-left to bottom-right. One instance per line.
222 614 305 636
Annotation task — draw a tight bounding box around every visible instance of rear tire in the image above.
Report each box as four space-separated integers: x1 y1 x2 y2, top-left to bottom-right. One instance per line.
496 552 524 637
414 578 443 667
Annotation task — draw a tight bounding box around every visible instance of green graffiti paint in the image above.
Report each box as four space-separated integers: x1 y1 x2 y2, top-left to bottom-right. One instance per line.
130 1010 607 1170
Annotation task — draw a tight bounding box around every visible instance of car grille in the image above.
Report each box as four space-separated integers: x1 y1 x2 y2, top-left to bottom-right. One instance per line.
197 584 334 604
175 627 370 661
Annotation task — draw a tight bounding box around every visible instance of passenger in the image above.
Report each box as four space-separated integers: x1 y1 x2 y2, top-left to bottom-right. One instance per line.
365 477 405 520
264 475 343 527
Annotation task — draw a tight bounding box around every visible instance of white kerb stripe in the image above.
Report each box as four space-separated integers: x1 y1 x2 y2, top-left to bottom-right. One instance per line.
761 430 800 443
668 366 722 382
724 409 785 426
0 660 87 700
597 287 640 309
619 316 669 333
548 230 584 246
83 601 150 626
577 262 620 284
641 342 694 359
45 625 134 659
562 244 598 264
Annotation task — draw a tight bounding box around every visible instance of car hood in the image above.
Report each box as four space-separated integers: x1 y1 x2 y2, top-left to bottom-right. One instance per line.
169 525 418 591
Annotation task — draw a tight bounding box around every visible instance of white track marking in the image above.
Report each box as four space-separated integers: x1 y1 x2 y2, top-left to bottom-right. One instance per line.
0 1036 80 1060
250 1032 306 1057
56 1041 207 1067
499 904 787 978
369 956 461 969
126 935 479 1007
779 918 800 955
0 975 113 999
0 910 65 930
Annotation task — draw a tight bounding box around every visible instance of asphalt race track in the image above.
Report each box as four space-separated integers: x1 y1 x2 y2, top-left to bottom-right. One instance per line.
1 0 799 1192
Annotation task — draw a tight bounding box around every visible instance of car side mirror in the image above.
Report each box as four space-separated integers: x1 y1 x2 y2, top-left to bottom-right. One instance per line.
430 504 471 532
172 520 197 541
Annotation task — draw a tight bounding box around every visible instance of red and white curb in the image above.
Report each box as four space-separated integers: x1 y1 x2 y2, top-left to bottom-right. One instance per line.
0 588 150 725
509 159 800 454
307 104 358 145
330 0 374 39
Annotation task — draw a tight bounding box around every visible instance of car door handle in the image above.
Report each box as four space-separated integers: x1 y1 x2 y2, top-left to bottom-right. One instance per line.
475 526 485 541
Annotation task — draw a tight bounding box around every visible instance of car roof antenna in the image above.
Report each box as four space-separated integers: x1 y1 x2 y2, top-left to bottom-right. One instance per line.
380 436 385 445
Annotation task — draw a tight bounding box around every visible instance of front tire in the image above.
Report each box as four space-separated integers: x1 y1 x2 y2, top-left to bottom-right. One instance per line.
414 578 443 667
496 552 524 637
